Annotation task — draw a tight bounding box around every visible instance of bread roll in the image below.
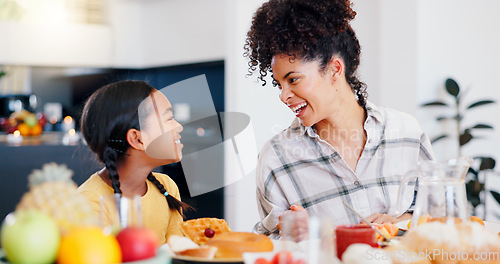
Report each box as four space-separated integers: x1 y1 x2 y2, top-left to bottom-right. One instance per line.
387 221 500 264
167 235 217 259
206 232 274 259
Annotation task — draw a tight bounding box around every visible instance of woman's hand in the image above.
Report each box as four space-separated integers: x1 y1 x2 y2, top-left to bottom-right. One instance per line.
276 204 309 242
364 212 412 224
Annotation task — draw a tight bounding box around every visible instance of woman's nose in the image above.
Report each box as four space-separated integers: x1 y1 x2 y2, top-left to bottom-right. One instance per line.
279 86 293 104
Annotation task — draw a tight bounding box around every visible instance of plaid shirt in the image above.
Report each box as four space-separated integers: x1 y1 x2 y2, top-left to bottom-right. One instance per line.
255 102 434 238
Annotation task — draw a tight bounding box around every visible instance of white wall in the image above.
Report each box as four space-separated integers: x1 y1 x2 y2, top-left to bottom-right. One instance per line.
415 0 500 162
139 0 226 68
223 0 294 232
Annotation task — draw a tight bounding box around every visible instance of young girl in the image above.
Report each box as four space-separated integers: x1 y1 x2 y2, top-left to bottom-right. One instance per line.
77 80 191 244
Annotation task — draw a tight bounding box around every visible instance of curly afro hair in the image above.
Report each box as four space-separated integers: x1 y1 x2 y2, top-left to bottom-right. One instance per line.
243 0 367 107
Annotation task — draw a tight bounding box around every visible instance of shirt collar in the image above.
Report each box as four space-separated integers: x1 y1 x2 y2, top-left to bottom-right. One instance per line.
290 101 384 138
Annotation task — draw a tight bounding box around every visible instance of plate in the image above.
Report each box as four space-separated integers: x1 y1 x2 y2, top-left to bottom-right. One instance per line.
396 220 410 231
171 255 243 264
161 244 243 264
485 221 500 233
162 240 295 264
0 249 170 264
396 219 500 233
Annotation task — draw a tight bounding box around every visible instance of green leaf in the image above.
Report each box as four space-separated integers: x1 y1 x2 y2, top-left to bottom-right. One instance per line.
459 130 473 146
469 124 493 129
0 71 6 78
491 191 500 205
421 101 449 107
445 78 460 97
467 167 478 178
479 157 496 170
467 100 495 109
466 181 481 207
436 116 452 121
431 134 448 144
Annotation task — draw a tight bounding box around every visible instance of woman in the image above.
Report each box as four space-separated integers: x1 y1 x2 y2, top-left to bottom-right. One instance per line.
244 0 434 239
78 80 191 243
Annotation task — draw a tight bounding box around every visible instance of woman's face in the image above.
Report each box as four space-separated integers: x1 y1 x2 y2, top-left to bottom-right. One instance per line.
139 90 184 163
271 54 341 127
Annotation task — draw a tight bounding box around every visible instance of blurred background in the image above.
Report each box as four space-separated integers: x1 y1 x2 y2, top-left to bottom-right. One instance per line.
0 0 499 231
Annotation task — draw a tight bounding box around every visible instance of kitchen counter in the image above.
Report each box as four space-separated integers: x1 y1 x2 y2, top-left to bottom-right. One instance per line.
0 138 101 221
0 131 82 146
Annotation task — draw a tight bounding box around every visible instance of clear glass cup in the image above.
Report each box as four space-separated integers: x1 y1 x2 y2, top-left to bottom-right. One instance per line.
279 213 338 263
99 194 142 234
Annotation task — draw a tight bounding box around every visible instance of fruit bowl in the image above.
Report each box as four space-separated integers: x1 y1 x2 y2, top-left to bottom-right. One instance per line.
0 248 171 264
123 249 171 264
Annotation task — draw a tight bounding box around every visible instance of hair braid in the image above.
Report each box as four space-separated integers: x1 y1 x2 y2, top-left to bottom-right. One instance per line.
147 173 193 218
103 147 122 194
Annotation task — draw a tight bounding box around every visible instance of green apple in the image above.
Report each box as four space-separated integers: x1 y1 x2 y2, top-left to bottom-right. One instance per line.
23 114 37 128
1 210 60 264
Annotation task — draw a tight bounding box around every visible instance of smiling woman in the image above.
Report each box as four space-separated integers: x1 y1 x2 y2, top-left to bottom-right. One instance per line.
244 0 435 241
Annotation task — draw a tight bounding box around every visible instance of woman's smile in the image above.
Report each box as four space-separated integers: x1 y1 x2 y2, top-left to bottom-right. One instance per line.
289 101 308 117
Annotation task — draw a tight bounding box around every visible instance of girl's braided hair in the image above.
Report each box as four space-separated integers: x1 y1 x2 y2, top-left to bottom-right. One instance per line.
243 0 367 107
80 80 192 217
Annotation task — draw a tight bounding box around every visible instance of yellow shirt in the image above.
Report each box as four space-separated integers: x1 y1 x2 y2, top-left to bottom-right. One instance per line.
77 172 184 244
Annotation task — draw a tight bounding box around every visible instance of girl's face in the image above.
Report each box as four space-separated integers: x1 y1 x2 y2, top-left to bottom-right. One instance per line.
271 54 341 127
139 90 183 163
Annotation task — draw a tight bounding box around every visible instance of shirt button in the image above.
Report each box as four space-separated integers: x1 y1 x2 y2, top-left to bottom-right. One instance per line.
354 181 360 186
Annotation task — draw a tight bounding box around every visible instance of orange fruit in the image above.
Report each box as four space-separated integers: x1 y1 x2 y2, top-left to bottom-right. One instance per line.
57 226 122 264
469 216 485 226
30 123 43 136
383 222 399 237
373 224 392 241
16 123 30 136
429 217 462 224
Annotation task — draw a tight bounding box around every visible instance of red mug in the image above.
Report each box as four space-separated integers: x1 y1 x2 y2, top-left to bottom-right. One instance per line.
335 224 378 260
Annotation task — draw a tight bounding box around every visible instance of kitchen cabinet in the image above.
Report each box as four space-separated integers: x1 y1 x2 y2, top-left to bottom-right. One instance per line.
0 0 226 68
0 22 112 67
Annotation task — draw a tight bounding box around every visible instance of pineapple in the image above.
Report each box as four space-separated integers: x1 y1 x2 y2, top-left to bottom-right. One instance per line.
16 163 97 234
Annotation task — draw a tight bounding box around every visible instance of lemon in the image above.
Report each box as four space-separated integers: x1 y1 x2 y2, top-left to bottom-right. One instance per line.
57 226 122 264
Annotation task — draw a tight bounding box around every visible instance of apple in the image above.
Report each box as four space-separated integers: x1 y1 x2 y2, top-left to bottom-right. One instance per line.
115 227 159 262
1 210 60 264
36 112 47 127
23 113 37 128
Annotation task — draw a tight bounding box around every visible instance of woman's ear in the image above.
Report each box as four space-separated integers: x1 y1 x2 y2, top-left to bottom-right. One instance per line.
329 56 344 78
126 129 145 151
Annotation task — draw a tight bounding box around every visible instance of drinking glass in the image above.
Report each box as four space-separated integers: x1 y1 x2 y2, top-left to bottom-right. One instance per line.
335 224 378 260
280 213 338 263
99 194 142 234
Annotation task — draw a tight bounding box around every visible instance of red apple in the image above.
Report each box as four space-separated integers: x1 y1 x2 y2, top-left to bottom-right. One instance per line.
115 227 159 262
36 112 47 127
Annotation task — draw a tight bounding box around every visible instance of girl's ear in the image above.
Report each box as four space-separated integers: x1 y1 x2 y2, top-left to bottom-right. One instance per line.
126 129 145 151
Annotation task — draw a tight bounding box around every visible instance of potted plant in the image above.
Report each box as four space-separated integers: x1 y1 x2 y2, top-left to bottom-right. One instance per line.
421 78 500 217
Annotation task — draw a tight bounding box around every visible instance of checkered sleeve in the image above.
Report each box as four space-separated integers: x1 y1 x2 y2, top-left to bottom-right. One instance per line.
254 141 288 239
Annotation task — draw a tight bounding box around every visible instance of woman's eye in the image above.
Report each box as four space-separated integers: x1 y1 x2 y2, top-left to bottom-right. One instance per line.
289 78 298 83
